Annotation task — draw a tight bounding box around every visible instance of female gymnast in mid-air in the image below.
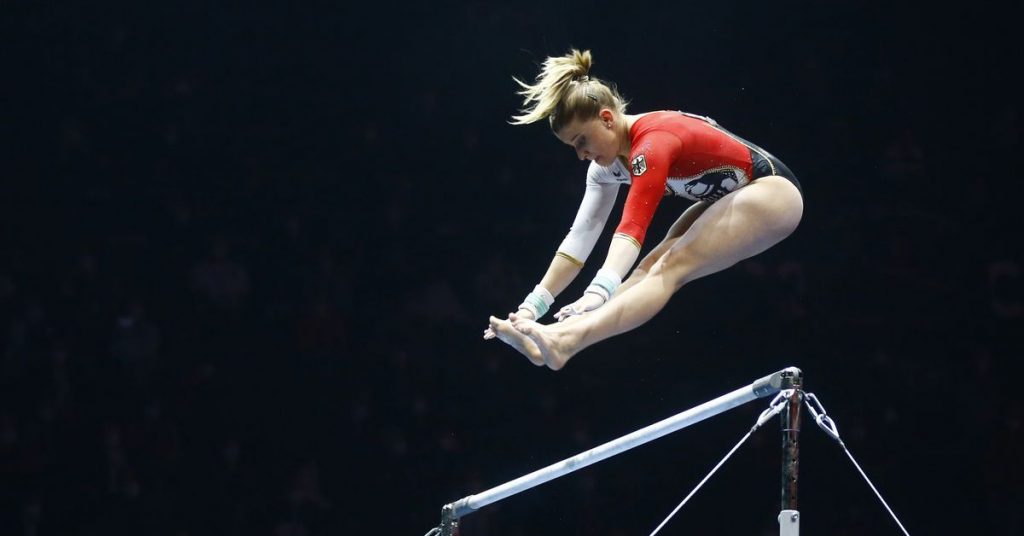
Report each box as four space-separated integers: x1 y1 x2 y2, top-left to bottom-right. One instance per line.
484 49 804 370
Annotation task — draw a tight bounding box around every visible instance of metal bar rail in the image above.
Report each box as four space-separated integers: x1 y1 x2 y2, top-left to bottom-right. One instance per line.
434 367 799 536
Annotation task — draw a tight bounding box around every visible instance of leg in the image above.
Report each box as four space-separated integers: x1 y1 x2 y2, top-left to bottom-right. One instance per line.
615 201 710 297
490 203 708 367
515 176 804 369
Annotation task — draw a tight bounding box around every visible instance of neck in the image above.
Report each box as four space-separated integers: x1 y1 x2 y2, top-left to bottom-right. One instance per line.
617 114 639 158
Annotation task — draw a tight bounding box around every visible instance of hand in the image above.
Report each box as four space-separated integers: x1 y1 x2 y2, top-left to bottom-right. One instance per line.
553 293 606 322
484 308 536 339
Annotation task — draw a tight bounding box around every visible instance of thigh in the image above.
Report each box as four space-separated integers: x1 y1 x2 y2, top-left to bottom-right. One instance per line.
653 176 804 287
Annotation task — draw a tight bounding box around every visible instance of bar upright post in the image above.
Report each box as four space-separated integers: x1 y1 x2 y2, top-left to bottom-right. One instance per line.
778 367 803 536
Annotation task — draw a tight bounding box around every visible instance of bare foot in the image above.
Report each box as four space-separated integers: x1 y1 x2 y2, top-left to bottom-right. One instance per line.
557 312 587 326
488 316 544 366
510 313 577 370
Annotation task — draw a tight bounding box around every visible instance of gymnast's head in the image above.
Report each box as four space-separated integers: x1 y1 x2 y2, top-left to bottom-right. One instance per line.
511 49 630 167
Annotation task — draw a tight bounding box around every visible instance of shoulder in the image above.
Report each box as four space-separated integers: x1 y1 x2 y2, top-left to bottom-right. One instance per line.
630 129 685 168
631 111 690 151
586 159 630 184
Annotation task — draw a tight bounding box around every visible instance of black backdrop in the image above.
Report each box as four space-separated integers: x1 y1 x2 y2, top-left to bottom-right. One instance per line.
3 1 1022 535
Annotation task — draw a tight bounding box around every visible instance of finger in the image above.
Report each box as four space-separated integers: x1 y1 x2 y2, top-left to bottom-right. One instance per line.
556 305 579 322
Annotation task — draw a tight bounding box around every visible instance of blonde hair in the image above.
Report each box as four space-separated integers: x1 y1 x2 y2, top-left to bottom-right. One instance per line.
510 49 628 132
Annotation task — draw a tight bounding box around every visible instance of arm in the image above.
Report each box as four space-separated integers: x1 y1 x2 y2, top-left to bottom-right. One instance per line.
483 255 580 340
497 254 581 327
485 166 619 337
551 234 641 321
554 132 679 320
551 234 640 320
536 254 584 299
520 232 632 316
525 166 620 311
601 234 642 279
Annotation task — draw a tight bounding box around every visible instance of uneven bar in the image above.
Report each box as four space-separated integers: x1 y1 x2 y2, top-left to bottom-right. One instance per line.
445 367 794 519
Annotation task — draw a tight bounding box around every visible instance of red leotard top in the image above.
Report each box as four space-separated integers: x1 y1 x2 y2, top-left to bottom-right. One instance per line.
616 111 755 245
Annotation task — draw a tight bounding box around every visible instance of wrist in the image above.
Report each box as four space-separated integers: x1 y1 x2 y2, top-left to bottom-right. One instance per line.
585 268 622 302
517 285 555 319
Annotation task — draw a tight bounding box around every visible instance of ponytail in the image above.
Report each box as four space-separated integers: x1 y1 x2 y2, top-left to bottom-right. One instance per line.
510 49 627 132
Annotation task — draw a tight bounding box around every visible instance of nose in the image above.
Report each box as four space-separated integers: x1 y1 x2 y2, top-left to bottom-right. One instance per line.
577 149 589 161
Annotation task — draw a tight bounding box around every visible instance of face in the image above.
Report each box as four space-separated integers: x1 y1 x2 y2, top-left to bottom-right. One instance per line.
555 110 621 167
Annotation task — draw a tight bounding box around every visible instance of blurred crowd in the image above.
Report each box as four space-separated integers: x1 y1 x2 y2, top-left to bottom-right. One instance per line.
4 2 1023 535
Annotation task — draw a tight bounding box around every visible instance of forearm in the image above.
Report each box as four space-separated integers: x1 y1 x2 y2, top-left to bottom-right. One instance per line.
581 235 641 303
614 201 709 298
539 236 639 305
511 254 583 320
537 254 584 298
601 235 642 281
613 238 650 296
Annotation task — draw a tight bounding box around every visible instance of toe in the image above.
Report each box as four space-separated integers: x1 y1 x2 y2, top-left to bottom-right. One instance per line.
512 318 535 334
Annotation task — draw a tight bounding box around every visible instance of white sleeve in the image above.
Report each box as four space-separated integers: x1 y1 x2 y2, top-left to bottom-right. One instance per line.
556 161 622 265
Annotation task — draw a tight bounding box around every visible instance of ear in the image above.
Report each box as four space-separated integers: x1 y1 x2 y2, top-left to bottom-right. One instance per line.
599 108 615 127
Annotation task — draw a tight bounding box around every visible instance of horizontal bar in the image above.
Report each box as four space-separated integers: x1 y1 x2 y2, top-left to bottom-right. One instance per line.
446 367 792 518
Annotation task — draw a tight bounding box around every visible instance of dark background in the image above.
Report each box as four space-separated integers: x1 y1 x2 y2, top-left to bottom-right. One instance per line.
2 1 1022 534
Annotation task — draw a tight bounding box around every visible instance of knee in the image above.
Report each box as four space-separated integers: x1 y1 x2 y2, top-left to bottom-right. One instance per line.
647 247 700 290
628 266 649 282
627 253 659 283
760 179 804 237
634 256 657 277
775 186 803 231
634 236 675 276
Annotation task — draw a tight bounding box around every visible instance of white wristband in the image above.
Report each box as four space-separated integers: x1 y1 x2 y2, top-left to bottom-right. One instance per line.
518 285 555 319
584 268 622 302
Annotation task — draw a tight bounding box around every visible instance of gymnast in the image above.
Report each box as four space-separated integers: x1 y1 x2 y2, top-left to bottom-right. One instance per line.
485 49 804 370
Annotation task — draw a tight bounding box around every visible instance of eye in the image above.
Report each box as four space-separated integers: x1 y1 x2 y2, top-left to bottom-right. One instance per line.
576 136 587 151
